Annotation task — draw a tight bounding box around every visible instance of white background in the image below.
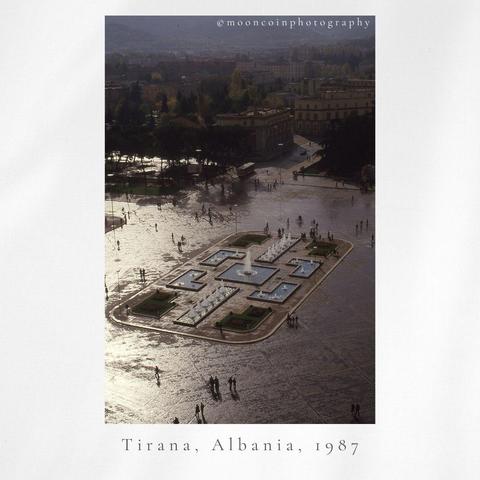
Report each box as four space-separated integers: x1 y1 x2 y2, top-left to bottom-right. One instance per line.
1 1 480 478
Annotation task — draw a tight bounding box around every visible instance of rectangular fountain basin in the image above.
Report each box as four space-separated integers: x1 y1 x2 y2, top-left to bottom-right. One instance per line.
248 282 300 303
199 249 245 267
288 258 322 278
167 269 206 291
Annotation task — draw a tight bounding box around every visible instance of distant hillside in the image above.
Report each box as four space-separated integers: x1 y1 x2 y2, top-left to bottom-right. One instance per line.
105 16 375 54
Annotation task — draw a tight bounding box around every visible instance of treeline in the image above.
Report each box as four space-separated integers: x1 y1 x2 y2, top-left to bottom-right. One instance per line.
106 123 252 171
106 72 284 129
321 113 375 185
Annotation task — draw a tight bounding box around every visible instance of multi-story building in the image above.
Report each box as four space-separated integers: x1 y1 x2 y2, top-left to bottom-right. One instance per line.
216 108 293 160
239 70 276 88
295 86 375 137
236 61 308 82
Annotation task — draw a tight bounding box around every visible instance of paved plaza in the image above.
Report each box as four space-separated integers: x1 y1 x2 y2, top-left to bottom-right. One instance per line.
105 139 375 424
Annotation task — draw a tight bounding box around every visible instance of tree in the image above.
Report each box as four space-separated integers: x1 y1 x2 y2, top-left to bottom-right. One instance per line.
229 69 243 99
321 113 375 182
160 94 169 113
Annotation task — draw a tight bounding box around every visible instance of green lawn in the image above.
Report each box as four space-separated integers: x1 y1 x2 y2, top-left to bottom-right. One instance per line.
307 240 337 257
132 291 176 318
301 160 324 175
230 233 269 247
217 305 271 331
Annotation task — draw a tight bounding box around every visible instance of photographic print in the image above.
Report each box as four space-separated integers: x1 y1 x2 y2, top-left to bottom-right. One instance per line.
105 15 375 424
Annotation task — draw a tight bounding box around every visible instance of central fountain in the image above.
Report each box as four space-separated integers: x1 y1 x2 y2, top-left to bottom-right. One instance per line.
243 250 253 275
216 247 278 286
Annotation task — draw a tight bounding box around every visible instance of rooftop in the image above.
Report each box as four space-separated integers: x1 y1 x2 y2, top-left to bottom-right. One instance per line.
216 108 289 119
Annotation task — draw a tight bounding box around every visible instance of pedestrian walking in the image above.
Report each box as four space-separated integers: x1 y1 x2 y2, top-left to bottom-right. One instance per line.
200 402 205 419
155 223 158 232
355 403 360 419
228 376 233 391
232 377 237 391
195 404 200 421
355 224 359 235
209 376 214 393
366 219 369 229
171 232 174 242
214 376 220 396
155 366 160 382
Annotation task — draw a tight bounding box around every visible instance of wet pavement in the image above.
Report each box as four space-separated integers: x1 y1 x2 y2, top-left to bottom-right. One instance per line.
105 142 375 424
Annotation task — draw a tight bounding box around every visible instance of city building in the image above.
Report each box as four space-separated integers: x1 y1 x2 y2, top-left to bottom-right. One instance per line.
294 84 375 137
267 91 299 108
216 108 293 160
236 61 309 82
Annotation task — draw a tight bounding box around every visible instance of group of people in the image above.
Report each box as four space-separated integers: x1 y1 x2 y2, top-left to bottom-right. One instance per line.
194 204 216 225
170 232 187 252
208 375 239 400
286 313 299 329
139 268 146 282
194 403 206 423
355 219 369 235
309 224 320 239
264 178 279 192
172 376 240 424
227 376 238 392
209 376 221 399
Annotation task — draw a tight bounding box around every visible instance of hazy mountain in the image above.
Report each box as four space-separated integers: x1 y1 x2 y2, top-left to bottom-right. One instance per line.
105 16 375 54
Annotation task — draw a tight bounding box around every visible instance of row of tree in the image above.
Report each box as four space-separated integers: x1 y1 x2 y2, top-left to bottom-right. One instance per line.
105 123 252 173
